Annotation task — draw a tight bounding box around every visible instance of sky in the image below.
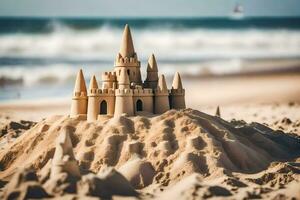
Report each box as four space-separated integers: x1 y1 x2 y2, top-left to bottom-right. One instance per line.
0 0 299 17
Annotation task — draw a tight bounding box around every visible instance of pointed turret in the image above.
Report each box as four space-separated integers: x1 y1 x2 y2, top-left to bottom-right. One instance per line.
157 75 168 92
154 74 170 114
215 106 221 117
118 68 130 89
119 24 135 58
87 75 99 121
170 72 186 110
172 72 183 89
74 69 87 93
89 75 98 89
147 54 158 72
144 54 159 89
70 69 88 118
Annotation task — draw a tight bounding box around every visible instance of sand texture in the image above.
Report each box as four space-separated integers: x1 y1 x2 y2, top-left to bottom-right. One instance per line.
0 108 299 199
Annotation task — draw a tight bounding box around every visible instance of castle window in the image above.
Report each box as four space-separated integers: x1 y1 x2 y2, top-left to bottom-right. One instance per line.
136 99 143 112
100 100 107 115
127 69 130 75
119 70 121 76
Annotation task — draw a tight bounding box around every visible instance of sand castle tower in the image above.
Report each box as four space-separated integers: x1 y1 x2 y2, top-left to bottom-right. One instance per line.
114 68 134 116
114 24 142 86
154 75 170 114
144 54 159 89
102 72 117 89
70 69 88 118
170 72 186 109
87 75 99 121
99 72 116 117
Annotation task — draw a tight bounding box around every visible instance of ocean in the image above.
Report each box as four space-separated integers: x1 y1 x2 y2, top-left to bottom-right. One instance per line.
0 17 300 101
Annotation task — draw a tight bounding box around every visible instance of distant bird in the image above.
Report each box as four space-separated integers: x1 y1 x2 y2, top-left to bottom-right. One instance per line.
215 106 221 117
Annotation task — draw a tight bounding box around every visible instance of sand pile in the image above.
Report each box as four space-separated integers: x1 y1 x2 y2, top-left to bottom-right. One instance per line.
271 117 300 135
0 120 36 142
0 108 299 199
1 127 138 199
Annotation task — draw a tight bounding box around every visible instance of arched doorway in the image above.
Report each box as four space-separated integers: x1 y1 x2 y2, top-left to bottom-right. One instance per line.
100 100 107 115
136 99 143 112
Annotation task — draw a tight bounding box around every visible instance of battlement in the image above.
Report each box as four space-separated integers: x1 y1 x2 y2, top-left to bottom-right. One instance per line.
89 88 98 95
115 53 140 67
154 88 169 96
170 88 185 95
133 88 153 96
88 88 115 97
115 88 133 96
73 91 87 99
102 71 117 81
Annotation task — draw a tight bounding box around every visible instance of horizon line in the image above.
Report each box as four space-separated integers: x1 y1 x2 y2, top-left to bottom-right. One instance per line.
0 15 300 20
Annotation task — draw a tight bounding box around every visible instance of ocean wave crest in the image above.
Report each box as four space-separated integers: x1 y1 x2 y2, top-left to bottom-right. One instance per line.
0 25 300 60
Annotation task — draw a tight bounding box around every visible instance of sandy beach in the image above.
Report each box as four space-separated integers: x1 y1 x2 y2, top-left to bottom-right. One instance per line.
0 72 300 199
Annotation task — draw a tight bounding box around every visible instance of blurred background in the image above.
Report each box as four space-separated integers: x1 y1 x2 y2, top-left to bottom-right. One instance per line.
0 0 300 108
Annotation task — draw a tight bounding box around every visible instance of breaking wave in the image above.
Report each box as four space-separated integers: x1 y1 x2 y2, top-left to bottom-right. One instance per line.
0 24 300 60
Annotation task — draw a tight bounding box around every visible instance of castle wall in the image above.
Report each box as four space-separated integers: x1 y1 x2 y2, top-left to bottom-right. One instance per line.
87 88 115 121
98 95 115 116
133 89 153 114
154 91 170 114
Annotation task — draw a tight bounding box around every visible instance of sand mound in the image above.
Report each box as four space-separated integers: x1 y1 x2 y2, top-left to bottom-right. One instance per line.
2 167 50 199
118 156 155 189
0 120 36 142
1 127 138 199
158 174 232 200
0 108 300 199
245 162 300 188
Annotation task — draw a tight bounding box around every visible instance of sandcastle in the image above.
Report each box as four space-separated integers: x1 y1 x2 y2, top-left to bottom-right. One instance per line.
70 24 186 121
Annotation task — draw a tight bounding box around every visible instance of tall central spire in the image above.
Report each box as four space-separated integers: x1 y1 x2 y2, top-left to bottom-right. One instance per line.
119 24 135 58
